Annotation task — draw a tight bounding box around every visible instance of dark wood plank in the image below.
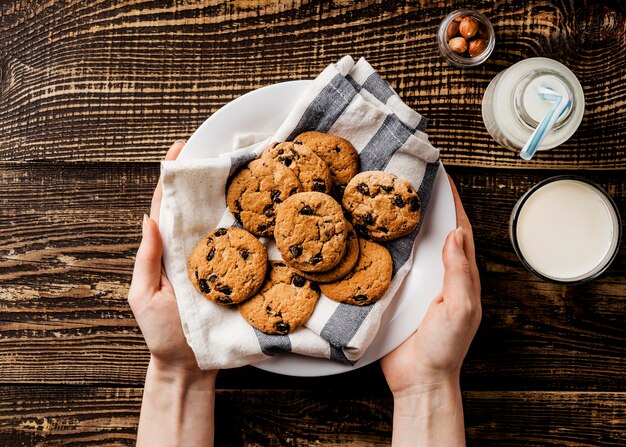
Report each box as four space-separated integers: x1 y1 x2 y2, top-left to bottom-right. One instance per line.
0 386 624 446
1 1 625 167
1 162 625 390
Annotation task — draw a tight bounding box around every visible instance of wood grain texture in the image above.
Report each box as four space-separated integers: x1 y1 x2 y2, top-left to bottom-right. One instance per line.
1 0 625 167
0 387 625 446
1 162 625 390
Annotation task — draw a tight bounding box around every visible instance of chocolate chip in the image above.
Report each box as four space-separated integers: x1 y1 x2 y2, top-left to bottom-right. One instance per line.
235 199 243 212
310 282 320 293
216 296 233 304
275 322 290 334
240 249 249 260
312 179 326 192
274 262 286 267
194 269 199 280
309 253 323 265
363 213 375 225
208 274 219 283
206 247 215 262
334 146 341 153
277 149 284 155
291 274 306 287
206 237 213 246
263 204 274 217
294 140 302 145
275 311 282 318
378 226 389 233
289 244 303 258
394 195 406 208
198 279 211 294
280 156 293 167
217 285 232 295
357 183 370 196
266 305 272 315
410 196 421 212
408 188 414 194
257 224 267 233
354 294 368 302
289 187 299 196
268 218 276 227
271 190 282 203
299 205 314 215
381 185 394 193
214 228 228 236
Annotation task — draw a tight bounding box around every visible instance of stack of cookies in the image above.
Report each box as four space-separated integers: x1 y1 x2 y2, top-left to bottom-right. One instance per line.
188 131 422 336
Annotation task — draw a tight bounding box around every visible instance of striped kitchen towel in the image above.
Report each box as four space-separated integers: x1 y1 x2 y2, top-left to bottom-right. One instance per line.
160 56 440 370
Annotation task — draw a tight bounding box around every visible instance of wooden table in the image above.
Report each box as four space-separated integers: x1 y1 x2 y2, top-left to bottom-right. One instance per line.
1 1 625 445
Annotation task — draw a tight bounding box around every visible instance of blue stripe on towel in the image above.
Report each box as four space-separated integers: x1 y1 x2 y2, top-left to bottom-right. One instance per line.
253 329 292 356
287 73 359 140
358 114 414 171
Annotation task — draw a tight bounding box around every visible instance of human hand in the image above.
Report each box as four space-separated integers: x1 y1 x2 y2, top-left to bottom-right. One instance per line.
128 140 216 379
381 176 481 397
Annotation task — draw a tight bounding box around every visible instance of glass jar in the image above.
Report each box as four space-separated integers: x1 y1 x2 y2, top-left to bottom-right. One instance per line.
437 9 495 67
482 57 585 151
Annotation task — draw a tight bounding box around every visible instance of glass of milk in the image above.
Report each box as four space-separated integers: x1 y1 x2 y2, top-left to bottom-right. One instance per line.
510 177 621 284
482 58 585 151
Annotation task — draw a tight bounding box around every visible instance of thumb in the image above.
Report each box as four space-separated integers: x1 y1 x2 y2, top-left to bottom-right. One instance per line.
442 227 472 299
129 215 163 298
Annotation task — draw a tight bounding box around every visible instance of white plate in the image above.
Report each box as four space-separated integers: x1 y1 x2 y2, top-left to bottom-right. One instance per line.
178 80 456 376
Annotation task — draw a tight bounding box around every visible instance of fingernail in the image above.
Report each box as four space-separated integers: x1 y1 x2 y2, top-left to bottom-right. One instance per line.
142 214 149 235
455 226 464 250
174 139 187 145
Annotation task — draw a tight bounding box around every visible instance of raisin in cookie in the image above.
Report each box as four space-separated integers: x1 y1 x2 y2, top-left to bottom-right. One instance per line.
188 227 267 305
297 221 360 283
293 131 359 199
274 192 347 273
342 171 421 241
226 158 302 237
320 238 392 306
238 261 320 335
261 142 333 194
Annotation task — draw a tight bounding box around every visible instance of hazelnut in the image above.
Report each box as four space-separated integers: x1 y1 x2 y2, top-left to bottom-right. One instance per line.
468 38 487 57
446 21 459 40
448 37 468 55
459 16 479 39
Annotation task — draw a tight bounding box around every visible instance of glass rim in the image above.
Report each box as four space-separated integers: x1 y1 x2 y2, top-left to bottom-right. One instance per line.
509 175 622 285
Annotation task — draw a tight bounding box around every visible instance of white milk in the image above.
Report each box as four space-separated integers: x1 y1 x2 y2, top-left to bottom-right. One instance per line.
482 58 585 151
515 179 620 282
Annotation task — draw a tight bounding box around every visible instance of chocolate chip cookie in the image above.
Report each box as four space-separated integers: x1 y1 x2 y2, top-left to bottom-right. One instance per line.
261 142 333 194
320 238 393 306
226 158 303 237
238 261 321 335
274 192 347 273
342 171 421 241
297 221 360 283
293 131 359 199
188 227 268 305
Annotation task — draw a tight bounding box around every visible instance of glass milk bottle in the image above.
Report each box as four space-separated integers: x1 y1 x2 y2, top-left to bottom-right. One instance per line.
482 57 585 151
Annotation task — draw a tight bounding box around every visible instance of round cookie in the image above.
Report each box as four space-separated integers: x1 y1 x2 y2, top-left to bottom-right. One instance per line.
293 131 359 199
274 192 347 273
342 171 421 241
226 158 302 237
261 142 333 194
297 221 360 283
238 261 321 335
188 227 268 305
320 238 393 306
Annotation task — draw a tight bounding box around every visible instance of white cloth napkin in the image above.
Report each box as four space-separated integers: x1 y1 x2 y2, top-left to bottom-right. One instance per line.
160 56 440 370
